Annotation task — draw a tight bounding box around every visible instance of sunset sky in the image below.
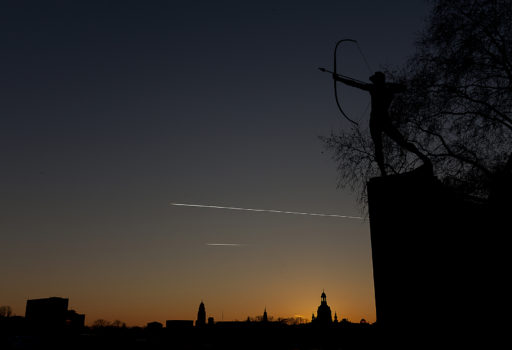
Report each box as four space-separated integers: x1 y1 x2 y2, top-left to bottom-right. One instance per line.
1 0 430 326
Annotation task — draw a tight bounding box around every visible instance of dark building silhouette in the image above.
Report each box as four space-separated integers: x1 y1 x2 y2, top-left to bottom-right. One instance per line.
166 320 194 329
196 301 206 327
313 291 332 325
207 317 214 326
25 297 67 327
262 308 268 323
25 297 84 331
65 309 85 330
146 321 163 330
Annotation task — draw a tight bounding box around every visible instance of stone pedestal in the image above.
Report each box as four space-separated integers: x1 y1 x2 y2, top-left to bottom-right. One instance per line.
367 166 506 346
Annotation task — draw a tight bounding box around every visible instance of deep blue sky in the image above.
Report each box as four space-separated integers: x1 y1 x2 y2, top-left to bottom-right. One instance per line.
0 0 430 325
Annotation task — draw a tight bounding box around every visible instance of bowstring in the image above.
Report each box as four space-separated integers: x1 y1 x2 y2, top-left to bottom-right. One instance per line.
332 39 373 126
355 42 373 74
355 42 373 122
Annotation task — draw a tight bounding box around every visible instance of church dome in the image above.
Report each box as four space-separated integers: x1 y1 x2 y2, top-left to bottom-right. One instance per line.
315 291 332 325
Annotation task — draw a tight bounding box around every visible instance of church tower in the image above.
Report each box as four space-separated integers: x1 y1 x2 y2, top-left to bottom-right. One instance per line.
196 301 206 327
315 290 332 325
262 307 268 322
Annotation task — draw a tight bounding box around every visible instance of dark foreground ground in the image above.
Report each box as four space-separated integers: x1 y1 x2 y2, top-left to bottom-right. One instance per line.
2 322 378 350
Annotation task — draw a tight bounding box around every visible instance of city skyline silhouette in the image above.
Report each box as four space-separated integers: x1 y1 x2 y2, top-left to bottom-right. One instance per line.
3 290 359 327
1 292 377 349
0 290 360 327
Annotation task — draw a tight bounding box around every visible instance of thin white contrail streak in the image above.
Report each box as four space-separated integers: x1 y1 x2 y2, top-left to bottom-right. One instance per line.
206 243 246 246
170 202 362 220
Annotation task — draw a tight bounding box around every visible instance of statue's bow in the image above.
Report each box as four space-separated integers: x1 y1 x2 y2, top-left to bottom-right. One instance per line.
320 38 373 126
333 39 359 125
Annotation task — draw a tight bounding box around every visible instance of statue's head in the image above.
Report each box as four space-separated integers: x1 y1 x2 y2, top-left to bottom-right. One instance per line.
370 71 385 84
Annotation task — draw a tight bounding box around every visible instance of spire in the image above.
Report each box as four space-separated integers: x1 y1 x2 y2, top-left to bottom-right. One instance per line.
196 301 206 327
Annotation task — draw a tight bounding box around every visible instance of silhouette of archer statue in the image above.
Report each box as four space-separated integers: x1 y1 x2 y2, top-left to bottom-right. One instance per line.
331 71 432 176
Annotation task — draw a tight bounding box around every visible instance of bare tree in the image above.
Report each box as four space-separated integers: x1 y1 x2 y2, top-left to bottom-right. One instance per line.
322 0 512 202
0 305 12 318
111 319 126 328
92 318 110 328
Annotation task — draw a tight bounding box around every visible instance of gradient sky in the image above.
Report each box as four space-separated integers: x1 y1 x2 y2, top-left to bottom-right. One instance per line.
1 1 430 326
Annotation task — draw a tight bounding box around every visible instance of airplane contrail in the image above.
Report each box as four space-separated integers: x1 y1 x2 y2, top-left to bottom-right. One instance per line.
206 243 246 246
170 202 362 219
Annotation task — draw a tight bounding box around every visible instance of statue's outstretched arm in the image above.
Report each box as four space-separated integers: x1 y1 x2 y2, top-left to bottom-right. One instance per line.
332 73 370 91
